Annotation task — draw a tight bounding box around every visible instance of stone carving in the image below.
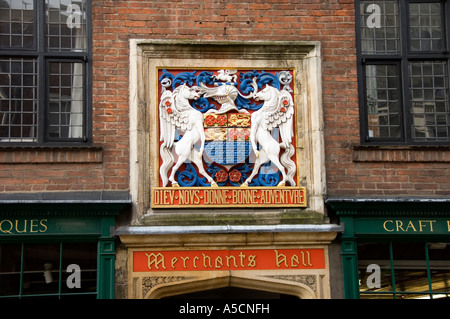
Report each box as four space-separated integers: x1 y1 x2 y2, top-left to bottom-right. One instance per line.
141 274 317 298
142 276 194 297
241 84 296 187
268 274 317 292
159 83 217 187
157 69 296 188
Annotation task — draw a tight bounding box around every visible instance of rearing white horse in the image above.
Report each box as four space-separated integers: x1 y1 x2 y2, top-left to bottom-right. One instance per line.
159 84 217 187
241 84 296 187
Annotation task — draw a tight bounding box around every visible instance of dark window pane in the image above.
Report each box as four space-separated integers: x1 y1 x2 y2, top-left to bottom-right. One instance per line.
391 243 430 299
0 57 37 142
46 0 87 52
0 244 22 297
358 242 394 295
428 243 450 295
360 1 400 54
22 243 60 296
409 3 443 52
48 62 84 139
61 243 97 295
0 0 35 49
0 242 98 299
365 64 402 139
409 61 450 141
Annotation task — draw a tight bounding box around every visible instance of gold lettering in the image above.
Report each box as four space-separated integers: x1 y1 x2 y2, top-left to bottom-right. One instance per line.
291 254 299 267
215 256 223 269
202 253 212 268
306 251 312 266
429 220 436 232
171 257 178 269
418 220 436 232
154 190 160 205
193 256 199 269
178 190 185 204
226 255 237 268
145 253 166 270
260 191 265 203
239 251 246 267
220 190 228 204
15 219 27 233
252 190 257 203
205 190 227 205
274 250 288 268
293 190 298 203
0 220 13 234
396 220 405 232
232 190 238 203
405 220 417 232
178 190 198 205
0 219 49 234
419 220 426 232
181 256 189 268
447 220 450 232
163 190 171 205
194 190 201 204
300 251 307 266
248 255 256 268
40 219 48 233
269 190 276 203
276 190 283 203
291 254 300 267
243 190 250 203
29 219 39 233
383 220 394 232
240 190 256 204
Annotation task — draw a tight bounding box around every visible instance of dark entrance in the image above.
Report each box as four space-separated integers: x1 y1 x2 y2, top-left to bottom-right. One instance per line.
163 286 299 299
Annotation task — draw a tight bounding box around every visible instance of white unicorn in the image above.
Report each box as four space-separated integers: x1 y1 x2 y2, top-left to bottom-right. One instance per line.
241 84 296 187
159 83 217 187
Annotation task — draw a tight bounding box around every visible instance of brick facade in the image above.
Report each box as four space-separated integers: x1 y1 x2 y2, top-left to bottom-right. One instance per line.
2 0 449 301
0 0 447 211
1 0 448 201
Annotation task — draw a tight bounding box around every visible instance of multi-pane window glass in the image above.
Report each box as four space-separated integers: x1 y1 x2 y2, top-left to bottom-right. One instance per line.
409 2 443 52
0 242 97 298
409 61 449 140
0 0 35 49
358 242 450 299
0 58 37 142
365 64 402 138
46 0 87 52
48 62 84 139
0 0 89 144
360 1 400 54
358 0 450 144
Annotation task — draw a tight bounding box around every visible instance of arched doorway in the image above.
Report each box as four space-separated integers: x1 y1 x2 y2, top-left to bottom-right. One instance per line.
117 226 340 299
163 286 299 299
142 274 317 299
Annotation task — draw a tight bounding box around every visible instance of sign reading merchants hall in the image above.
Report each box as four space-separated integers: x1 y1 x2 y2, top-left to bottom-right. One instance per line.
151 68 306 208
134 249 325 272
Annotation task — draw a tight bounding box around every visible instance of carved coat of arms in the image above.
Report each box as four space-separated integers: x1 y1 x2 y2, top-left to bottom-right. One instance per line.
157 69 297 189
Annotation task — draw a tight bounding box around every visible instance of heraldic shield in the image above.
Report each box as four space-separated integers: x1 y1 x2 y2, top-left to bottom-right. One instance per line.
153 68 306 208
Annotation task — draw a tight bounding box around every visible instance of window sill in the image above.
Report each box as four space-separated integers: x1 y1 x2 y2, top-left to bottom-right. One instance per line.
0 145 103 164
352 145 450 162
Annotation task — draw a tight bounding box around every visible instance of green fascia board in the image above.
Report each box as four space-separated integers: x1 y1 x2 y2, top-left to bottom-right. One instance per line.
326 197 450 217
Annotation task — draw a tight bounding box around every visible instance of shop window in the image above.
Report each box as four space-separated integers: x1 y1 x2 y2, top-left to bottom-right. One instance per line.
0 242 97 299
358 242 450 299
357 0 450 145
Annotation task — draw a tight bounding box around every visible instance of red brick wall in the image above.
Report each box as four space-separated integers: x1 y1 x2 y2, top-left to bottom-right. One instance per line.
2 0 447 198
92 0 360 198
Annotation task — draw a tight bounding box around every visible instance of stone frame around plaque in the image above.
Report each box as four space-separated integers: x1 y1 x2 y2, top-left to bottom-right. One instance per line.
129 40 325 217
